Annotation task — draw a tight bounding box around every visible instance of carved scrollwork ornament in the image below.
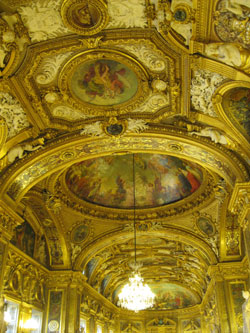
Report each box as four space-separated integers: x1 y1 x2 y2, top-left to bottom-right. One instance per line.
102 117 127 137
61 0 109 35
0 212 21 236
0 13 30 77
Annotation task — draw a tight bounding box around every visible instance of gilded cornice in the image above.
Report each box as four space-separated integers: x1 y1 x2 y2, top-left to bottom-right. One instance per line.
190 54 250 82
208 257 249 281
46 270 87 289
192 0 215 42
0 201 23 238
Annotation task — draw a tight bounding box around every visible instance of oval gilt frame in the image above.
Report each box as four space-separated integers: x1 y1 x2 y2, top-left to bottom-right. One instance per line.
61 0 109 35
58 49 150 116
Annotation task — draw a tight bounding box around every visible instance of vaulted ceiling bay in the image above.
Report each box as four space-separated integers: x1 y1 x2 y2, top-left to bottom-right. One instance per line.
0 0 249 332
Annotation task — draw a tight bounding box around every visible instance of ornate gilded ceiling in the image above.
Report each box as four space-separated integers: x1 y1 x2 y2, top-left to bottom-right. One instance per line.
0 0 249 316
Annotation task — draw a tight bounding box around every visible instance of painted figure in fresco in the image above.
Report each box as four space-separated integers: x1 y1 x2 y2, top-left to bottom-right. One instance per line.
82 61 127 99
242 290 250 332
198 217 214 236
66 154 203 209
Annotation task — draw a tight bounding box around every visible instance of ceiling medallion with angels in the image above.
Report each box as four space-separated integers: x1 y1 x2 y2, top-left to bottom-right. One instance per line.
59 50 149 116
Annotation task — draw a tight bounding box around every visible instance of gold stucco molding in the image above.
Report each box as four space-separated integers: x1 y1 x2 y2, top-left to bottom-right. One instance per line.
228 182 250 231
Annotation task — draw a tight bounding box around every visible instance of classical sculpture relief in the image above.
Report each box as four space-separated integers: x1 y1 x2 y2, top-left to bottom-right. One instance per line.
191 70 226 117
190 127 235 146
0 13 29 76
107 0 147 28
215 0 250 48
52 105 91 121
224 0 250 15
155 0 194 45
80 119 148 137
6 138 44 164
0 92 30 138
204 43 250 74
242 290 250 332
18 0 71 42
118 44 167 72
36 52 73 85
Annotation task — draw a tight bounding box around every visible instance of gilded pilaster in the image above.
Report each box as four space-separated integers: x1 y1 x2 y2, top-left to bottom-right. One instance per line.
209 266 230 332
0 202 23 240
46 271 86 333
18 302 32 333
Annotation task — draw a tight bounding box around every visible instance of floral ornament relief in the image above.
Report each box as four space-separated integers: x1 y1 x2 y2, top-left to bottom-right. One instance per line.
191 70 227 117
35 52 73 85
0 92 30 138
80 119 149 137
18 0 71 42
107 0 147 29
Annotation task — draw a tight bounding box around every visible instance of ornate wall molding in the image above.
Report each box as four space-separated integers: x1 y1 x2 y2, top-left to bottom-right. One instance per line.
3 248 47 307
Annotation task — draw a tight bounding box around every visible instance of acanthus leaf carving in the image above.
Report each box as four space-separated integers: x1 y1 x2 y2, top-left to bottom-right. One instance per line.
0 92 30 138
35 52 73 85
18 0 71 42
107 0 147 29
191 70 227 117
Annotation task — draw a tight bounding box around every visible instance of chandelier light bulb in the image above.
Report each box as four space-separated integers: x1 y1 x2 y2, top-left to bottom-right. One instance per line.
23 318 39 329
118 271 155 312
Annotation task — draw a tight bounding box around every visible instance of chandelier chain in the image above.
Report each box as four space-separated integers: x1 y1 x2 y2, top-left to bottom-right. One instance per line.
133 154 136 267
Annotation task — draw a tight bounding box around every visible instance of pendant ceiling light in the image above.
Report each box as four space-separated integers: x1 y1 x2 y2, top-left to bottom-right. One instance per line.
118 154 155 312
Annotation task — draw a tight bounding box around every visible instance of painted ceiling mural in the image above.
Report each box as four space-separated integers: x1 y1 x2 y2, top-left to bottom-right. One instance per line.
0 0 249 328
65 154 203 209
71 59 138 106
150 283 200 310
84 236 210 310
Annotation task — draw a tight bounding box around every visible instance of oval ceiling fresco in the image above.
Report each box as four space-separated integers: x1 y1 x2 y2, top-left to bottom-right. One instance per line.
71 59 138 106
65 154 203 209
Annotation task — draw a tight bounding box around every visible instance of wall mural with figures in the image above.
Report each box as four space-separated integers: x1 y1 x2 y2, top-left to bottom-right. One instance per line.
11 221 49 267
11 221 35 257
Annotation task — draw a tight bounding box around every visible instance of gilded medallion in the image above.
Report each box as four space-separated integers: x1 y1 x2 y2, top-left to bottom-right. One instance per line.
59 50 149 116
61 0 109 35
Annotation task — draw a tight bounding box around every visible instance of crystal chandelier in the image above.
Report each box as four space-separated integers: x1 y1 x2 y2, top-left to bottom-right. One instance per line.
118 154 155 312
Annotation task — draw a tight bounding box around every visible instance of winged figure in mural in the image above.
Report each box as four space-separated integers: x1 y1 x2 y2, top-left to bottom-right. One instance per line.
81 61 128 99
